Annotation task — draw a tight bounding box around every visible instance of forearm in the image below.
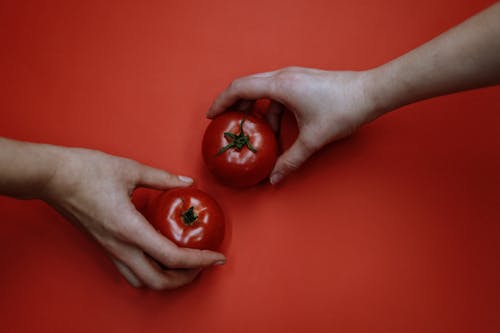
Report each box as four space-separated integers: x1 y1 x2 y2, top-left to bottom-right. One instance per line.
0 138 62 199
367 2 500 116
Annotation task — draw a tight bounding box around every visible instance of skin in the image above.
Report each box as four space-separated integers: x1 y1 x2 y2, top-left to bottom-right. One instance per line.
208 2 500 184
0 138 226 290
2 2 499 291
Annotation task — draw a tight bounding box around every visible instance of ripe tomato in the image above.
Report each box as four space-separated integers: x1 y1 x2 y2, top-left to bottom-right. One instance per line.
202 111 278 187
147 188 225 251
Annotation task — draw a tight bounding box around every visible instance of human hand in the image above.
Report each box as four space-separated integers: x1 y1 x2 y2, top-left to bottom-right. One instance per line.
40 147 226 290
207 67 377 184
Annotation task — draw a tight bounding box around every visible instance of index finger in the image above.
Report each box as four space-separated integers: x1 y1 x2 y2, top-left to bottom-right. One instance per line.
207 72 278 118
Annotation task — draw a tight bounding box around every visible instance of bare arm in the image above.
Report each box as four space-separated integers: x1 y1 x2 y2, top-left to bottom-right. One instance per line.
369 1 500 116
208 2 500 184
0 138 60 199
0 137 225 289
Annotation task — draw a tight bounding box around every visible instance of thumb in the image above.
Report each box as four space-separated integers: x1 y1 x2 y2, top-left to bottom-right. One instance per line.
269 137 314 185
136 164 193 189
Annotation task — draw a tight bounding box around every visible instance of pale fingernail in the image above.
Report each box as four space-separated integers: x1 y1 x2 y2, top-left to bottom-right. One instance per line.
270 172 283 185
213 260 226 266
178 175 193 184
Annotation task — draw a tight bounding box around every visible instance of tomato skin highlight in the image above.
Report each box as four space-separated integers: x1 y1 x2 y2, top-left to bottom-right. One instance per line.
202 111 278 187
147 188 225 251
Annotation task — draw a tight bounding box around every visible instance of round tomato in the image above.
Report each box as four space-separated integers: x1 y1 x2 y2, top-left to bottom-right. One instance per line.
202 111 278 187
147 188 225 251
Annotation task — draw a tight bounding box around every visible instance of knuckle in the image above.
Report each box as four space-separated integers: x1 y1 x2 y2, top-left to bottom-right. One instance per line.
149 277 170 291
117 158 142 181
118 157 140 172
163 253 181 268
273 70 301 93
227 79 241 92
95 233 119 252
282 66 301 72
167 248 205 268
162 171 177 183
298 136 319 152
149 168 170 183
282 157 301 172
111 219 142 242
190 250 205 265
280 139 317 172
163 251 183 268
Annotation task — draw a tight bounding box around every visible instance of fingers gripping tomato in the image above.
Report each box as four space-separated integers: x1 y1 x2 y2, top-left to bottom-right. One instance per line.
202 111 278 187
148 188 225 251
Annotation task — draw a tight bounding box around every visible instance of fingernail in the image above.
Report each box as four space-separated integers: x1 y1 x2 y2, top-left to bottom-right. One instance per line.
213 260 226 266
178 175 193 184
270 172 283 185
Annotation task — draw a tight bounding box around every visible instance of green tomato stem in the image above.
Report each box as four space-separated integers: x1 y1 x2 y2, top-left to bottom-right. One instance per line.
216 118 258 155
181 206 198 226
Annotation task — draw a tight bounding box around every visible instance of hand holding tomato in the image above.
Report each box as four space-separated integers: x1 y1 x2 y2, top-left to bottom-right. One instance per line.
207 67 377 184
202 111 278 187
146 188 225 251
41 147 226 290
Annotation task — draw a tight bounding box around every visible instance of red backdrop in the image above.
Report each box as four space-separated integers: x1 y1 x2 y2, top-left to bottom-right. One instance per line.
1 1 499 332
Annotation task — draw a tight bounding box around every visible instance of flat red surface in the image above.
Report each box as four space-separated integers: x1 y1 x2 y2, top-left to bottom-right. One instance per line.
1 1 499 332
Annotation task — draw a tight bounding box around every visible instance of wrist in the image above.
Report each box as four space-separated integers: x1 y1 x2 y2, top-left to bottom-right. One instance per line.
360 67 397 121
29 143 67 201
37 145 81 204
0 139 65 200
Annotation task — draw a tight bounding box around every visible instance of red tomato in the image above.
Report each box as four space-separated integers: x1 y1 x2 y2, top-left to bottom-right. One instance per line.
147 188 225 251
202 111 278 187
251 98 271 117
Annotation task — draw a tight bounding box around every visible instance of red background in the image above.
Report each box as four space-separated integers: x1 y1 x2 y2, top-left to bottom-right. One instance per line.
1 1 499 332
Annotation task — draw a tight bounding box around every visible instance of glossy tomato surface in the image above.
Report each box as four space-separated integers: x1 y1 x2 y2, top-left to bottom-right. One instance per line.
148 188 225 251
202 111 278 187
